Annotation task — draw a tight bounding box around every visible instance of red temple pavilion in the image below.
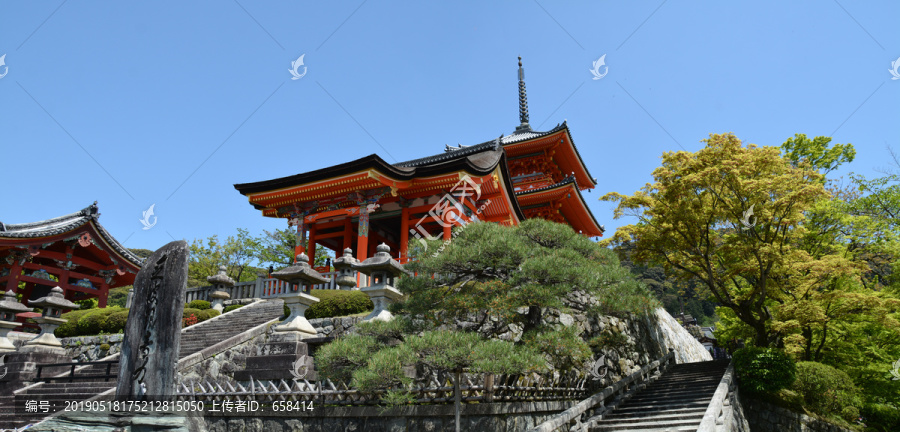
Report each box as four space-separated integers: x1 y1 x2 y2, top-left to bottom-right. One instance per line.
234 58 604 264
0 202 143 308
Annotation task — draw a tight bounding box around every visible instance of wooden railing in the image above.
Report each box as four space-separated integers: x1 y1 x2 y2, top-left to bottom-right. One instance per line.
697 360 737 432
184 271 342 303
526 348 676 432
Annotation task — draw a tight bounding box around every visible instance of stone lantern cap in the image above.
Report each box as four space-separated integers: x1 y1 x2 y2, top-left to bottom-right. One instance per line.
207 266 236 286
272 253 328 285
210 290 231 300
28 286 79 310
0 290 31 314
332 248 358 270
353 243 409 276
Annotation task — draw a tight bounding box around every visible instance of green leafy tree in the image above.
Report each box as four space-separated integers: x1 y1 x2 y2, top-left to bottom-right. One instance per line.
602 133 855 347
256 227 331 270
187 228 262 287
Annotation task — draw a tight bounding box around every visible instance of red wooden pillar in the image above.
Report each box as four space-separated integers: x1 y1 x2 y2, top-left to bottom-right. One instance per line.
307 224 317 266
5 261 22 293
400 206 410 261
343 218 353 253
443 222 452 241
98 281 109 308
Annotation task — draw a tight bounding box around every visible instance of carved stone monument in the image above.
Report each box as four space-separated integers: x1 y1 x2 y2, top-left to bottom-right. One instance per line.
116 240 189 402
207 266 234 313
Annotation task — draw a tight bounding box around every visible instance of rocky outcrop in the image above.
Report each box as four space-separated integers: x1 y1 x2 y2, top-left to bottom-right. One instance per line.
645 308 713 363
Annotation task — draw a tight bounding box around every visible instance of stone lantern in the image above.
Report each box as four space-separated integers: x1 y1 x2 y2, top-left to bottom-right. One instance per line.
207 266 235 313
271 253 325 337
22 286 78 354
353 243 408 322
0 290 32 353
332 248 359 290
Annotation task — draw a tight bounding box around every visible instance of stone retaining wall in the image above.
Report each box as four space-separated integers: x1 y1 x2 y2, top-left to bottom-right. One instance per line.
743 397 855 432
308 315 365 338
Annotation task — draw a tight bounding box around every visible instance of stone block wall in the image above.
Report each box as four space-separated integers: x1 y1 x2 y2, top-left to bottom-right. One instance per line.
307 315 365 338
743 398 855 432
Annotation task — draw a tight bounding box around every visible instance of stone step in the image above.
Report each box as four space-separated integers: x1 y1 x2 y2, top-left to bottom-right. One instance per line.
608 399 711 414
604 407 708 420
592 418 703 431
620 395 713 408
628 388 717 401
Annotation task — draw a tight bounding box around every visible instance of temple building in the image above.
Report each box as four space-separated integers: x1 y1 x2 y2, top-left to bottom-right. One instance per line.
0 202 143 308
234 58 604 264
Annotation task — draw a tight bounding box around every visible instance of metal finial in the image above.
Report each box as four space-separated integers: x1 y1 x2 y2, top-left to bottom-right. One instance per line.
516 56 531 131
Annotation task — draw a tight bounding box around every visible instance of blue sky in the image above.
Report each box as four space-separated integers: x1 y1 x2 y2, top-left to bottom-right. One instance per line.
1 1 898 255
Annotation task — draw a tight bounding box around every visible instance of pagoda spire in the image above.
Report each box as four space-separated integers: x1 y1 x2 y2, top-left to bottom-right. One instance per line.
516 56 532 132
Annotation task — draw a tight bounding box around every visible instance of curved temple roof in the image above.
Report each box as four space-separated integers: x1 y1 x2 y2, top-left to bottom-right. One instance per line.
0 202 144 268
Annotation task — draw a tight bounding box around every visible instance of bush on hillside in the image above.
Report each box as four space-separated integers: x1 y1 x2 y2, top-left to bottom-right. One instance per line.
182 308 203 320
306 289 373 319
733 347 796 394
75 307 126 336
792 362 863 421
861 404 900 432
223 304 244 313
55 309 94 338
101 310 129 333
198 309 220 322
187 300 211 310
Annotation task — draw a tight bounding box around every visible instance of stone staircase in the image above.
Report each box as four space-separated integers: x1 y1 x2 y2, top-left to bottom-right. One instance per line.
590 360 730 432
178 299 284 358
0 299 285 430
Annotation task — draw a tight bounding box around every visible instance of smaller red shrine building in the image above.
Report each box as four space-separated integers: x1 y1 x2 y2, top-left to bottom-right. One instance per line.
0 202 143 308
235 58 605 264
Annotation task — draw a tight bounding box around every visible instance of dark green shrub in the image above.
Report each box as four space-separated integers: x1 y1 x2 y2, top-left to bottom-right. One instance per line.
198 309 220 322
283 303 290 319
792 362 863 421
56 309 93 338
183 308 203 319
75 308 124 336
101 310 129 334
188 300 211 310
306 289 373 319
223 304 244 313
861 403 900 432
733 347 796 394
99 343 111 351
